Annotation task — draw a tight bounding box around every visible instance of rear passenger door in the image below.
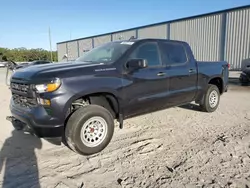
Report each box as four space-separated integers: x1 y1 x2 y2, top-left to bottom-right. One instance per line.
122 41 170 118
158 41 197 106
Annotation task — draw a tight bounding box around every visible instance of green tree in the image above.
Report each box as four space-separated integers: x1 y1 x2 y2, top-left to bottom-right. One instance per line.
0 47 58 62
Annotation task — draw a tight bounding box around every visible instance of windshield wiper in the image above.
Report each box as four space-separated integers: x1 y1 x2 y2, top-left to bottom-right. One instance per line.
83 60 94 62
75 60 96 63
82 60 97 63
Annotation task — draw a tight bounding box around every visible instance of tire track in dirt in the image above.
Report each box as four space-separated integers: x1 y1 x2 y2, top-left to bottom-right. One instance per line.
1 89 250 188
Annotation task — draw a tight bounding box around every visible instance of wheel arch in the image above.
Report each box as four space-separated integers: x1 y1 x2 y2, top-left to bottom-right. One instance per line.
63 89 121 120
195 76 223 104
208 77 223 94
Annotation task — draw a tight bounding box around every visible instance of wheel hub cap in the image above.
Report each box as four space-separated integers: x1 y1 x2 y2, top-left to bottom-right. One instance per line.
209 90 218 108
90 127 94 133
80 116 108 148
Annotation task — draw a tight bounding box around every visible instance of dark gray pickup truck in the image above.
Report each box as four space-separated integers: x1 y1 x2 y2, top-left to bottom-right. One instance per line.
8 38 229 155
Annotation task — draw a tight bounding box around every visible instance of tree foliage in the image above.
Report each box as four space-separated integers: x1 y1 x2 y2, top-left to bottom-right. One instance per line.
0 47 58 62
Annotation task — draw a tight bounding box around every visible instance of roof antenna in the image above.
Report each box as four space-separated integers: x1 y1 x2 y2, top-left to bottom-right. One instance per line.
129 36 135 41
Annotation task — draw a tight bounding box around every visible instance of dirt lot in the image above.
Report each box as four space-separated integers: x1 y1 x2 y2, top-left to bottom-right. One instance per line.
0 69 250 188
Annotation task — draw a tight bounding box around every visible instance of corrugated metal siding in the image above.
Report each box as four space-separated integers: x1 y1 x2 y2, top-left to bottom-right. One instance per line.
57 6 250 68
78 38 93 56
57 43 67 61
170 14 222 61
67 41 78 60
112 30 136 41
93 35 111 47
225 8 250 70
138 24 167 39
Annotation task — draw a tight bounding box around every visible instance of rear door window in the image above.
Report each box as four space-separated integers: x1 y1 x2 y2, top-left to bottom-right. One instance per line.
159 42 187 65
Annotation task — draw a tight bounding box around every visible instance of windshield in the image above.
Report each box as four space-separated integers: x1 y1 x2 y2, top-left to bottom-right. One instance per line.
76 41 133 64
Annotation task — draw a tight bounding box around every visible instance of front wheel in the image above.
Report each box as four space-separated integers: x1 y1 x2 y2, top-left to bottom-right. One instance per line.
200 84 220 112
65 105 114 155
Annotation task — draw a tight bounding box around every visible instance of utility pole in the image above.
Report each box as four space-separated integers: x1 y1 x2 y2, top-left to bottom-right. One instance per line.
49 26 53 62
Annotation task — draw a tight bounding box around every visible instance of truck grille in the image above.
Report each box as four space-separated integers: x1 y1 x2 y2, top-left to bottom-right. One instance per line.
10 81 37 108
11 82 30 93
12 94 37 108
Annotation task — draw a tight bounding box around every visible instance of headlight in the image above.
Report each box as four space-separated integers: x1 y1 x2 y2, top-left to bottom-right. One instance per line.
35 78 61 93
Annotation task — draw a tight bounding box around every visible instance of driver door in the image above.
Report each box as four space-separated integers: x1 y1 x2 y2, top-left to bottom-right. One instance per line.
122 41 170 118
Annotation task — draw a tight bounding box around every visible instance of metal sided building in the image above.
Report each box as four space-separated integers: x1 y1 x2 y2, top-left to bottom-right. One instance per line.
57 5 250 71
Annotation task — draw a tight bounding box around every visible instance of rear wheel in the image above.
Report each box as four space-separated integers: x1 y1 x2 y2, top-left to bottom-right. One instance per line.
239 75 249 86
200 84 220 112
64 105 114 155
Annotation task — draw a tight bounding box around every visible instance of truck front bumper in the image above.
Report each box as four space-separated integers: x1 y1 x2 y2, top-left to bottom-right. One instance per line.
9 99 64 138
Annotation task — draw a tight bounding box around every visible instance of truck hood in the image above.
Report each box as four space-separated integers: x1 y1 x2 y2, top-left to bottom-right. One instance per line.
11 61 103 81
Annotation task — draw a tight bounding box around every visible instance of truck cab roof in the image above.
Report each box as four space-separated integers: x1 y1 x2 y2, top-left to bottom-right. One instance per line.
111 38 187 45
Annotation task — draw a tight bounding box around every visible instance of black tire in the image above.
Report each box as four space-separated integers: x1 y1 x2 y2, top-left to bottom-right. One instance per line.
64 104 114 155
239 78 249 86
200 84 220 113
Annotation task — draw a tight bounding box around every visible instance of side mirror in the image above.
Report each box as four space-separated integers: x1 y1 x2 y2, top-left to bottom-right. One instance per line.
126 59 147 70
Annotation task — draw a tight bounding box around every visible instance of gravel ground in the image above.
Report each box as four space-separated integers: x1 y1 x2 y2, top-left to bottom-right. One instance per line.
0 69 250 188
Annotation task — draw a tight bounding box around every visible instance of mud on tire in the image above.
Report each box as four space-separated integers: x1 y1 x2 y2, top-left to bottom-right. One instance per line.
64 105 114 155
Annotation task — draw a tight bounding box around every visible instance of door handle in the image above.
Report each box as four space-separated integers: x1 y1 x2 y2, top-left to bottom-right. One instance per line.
157 72 166 76
189 69 195 73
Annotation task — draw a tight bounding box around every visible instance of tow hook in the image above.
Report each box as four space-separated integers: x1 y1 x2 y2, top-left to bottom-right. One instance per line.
6 116 15 122
6 116 26 131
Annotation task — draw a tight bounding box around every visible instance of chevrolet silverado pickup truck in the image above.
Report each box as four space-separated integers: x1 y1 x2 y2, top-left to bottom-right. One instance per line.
8 38 229 155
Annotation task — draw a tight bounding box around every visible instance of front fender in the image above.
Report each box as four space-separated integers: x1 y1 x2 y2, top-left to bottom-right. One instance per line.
63 88 122 119
61 72 123 119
